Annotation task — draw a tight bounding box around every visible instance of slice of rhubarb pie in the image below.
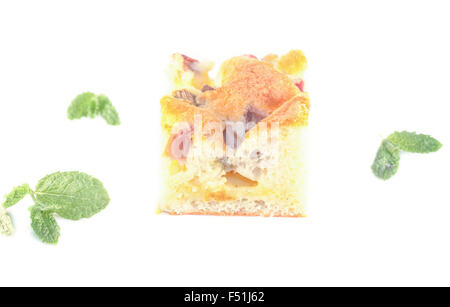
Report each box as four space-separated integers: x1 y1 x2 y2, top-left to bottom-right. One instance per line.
159 50 309 217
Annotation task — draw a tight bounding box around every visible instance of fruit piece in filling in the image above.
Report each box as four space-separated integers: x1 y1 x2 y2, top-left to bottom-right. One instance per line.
168 53 214 91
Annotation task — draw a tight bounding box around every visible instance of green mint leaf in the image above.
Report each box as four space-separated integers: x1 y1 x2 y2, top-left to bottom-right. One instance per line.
371 140 400 180
30 206 60 245
98 94 121 126
0 209 14 236
372 131 441 180
34 172 110 221
2 184 31 209
68 92 120 125
387 131 442 153
68 92 98 120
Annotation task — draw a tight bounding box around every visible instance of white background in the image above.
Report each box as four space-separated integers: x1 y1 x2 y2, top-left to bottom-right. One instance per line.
1 0 449 287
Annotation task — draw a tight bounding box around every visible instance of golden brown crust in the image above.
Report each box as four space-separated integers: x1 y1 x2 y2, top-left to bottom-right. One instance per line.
160 95 220 132
163 53 308 129
260 93 310 127
261 54 279 67
198 56 300 121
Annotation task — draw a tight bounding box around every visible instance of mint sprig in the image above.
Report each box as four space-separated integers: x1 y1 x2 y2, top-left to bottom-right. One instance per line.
372 131 442 180
68 92 121 126
1 171 110 244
